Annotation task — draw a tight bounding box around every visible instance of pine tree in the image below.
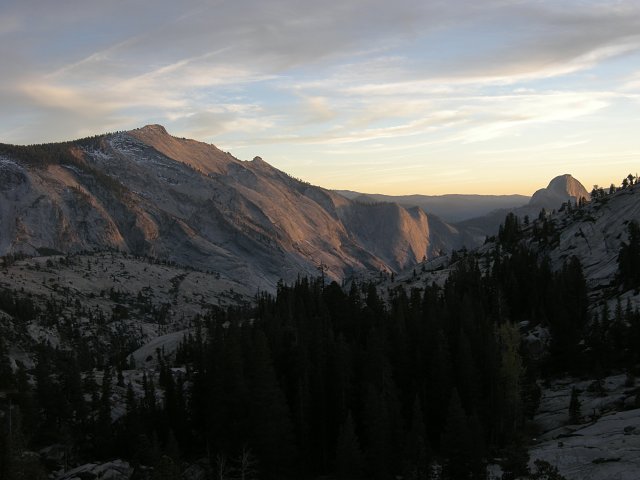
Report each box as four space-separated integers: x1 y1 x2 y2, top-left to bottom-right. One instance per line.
95 365 113 457
117 368 125 388
84 369 100 413
618 221 640 289
235 446 260 480
143 371 157 413
500 439 530 480
455 329 481 413
335 412 363 480
152 455 181 480
549 256 588 368
568 387 581 425
498 322 524 444
210 323 249 455
0 419 9 480
164 429 181 464
363 384 390 480
215 452 234 480
498 213 521 250
441 389 473 480
530 459 567 480
425 328 452 447
14 362 36 442
401 397 429 480
0 405 47 480
62 356 86 428
0 339 15 390
122 382 142 459
248 331 296 478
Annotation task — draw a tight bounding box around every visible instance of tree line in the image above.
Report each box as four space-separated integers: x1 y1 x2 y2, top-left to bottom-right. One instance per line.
3 208 640 479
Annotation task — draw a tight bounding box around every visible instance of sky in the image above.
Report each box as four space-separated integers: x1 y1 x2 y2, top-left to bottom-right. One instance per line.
1 0 640 195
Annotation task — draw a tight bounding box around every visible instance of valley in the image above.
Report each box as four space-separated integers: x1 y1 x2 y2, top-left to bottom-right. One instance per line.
0 127 638 480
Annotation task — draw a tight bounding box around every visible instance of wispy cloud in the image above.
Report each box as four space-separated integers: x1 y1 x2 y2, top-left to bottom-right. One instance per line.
0 14 21 35
1 0 639 193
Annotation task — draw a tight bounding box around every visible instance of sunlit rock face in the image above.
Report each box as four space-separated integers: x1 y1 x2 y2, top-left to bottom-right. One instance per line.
529 174 590 210
0 125 467 290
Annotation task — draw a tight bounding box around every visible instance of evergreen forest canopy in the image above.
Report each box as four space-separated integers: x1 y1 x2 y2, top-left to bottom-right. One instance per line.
1 185 640 479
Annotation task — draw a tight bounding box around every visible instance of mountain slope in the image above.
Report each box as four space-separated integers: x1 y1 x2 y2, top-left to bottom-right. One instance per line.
545 184 638 290
456 174 591 242
0 126 466 290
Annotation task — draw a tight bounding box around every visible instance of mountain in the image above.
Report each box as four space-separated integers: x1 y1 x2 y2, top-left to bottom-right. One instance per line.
1 125 639 480
335 190 529 222
0 125 467 290
388 177 635 300
0 251 253 366
371 180 640 480
529 173 590 210
456 173 591 242
544 182 635 289
336 175 588 244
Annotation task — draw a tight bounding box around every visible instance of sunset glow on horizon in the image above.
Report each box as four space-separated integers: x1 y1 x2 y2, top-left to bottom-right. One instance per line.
1 0 640 195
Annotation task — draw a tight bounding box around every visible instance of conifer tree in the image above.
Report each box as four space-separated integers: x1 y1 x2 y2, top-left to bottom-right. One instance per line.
152 455 181 480
248 331 297 478
14 362 36 441
84 369 100 412
208 322 249 456
441 389 473 479
530 459 568 480
95 365 113 457
363 384 390 480
62 356 86 428
402 397 430 480
215 452 234 480
455 330 481 413
500 439 530 480
164 429 181 464
549 256 588 368
568 387 581 425
618 220 640 289
0 405 47 480
335 412 363 480
0 339 14 390
498 322 524 443
234 446 259 480
425 328 452 447
143 371 157 414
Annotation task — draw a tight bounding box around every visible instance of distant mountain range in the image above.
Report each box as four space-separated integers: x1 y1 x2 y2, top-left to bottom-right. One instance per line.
457 174 590 243
334 191 530 222
0 125 589 290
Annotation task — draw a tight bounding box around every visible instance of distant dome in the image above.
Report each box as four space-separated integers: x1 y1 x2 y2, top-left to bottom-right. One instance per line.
529 174 590 210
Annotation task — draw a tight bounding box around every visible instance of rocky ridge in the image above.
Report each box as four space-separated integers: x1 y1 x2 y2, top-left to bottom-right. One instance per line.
0 125 468 291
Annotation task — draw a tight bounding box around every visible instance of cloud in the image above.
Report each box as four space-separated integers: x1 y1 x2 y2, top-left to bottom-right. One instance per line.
622 71 640 91
0 14 21 35
297 96 337 124
446 91 614 143
1 0 639 184
171 107 278 140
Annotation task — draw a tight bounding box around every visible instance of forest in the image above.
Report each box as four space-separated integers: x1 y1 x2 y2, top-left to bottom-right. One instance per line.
1 215 640 480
